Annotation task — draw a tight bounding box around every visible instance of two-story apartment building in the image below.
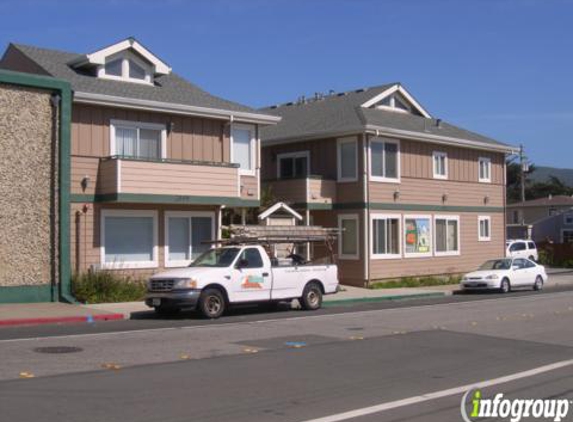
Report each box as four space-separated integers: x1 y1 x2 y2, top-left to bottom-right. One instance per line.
261 84 515 286
0 39 279 278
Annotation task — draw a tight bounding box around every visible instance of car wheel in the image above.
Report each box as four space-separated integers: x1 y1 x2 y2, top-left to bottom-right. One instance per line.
154 305 180 316
533 276 543 291
500 278 511 294
198 288 226 319
300 282 323 311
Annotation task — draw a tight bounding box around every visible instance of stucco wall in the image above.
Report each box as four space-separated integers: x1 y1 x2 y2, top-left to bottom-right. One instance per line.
0 83 57 286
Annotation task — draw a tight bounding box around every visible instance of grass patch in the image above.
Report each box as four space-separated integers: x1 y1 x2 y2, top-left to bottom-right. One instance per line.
72 271 147 304
370 275 461 289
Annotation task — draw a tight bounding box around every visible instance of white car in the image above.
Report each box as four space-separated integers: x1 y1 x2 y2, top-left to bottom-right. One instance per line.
506 239 538 261
461 258 547 293
145 245 339 318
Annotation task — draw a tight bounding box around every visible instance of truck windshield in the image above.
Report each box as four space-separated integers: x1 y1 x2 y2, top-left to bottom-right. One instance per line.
189 248 241 268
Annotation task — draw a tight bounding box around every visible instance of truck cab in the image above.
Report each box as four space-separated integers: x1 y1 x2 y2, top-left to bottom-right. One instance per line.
146 244 339 318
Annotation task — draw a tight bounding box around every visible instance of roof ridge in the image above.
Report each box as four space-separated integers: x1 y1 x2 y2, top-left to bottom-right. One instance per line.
261 82 398 110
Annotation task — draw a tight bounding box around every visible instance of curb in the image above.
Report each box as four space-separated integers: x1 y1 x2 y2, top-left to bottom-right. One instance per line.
323 291 448 306
0 313 125 327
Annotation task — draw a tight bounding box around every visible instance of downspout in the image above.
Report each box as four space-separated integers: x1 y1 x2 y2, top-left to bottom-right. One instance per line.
57 86 75 303
363 134 370 287
49 94 59 302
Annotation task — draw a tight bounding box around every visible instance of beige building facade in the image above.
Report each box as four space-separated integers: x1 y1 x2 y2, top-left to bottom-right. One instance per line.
261 84 513 286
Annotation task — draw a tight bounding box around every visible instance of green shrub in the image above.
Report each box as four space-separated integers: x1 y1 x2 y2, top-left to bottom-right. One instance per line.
370 275 461 289
72 271 147 304
537 249 554 266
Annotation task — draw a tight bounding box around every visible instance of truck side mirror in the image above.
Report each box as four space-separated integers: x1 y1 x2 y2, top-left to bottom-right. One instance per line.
236 259 249 269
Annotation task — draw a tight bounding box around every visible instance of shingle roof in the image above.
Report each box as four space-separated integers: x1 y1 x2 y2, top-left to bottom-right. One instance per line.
507 195 573 208
5 43 258 114
260 84 511 150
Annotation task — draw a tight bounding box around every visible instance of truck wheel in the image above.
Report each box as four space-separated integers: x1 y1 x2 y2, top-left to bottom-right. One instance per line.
300 282 323 311
199 288 225 319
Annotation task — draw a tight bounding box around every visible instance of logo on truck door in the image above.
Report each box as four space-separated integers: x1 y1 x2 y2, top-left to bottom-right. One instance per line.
241 275 264 289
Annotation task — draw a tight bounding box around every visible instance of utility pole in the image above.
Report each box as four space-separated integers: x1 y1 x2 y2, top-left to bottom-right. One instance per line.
519 144 526 204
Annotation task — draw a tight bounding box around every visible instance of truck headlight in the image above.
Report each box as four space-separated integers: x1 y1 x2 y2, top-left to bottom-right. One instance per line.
173 278 198 289
485 274 499 280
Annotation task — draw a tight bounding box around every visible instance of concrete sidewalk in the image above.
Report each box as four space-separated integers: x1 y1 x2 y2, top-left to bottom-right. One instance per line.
84 285 455 319
3 271 573 327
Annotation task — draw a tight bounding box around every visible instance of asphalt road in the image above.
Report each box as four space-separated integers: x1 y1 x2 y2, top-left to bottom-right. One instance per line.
1 288 572 422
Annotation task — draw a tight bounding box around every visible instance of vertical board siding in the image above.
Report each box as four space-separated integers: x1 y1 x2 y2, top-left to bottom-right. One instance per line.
240 175 258 199
71 104 229 163
308 178 336 204
263 179 308 204
368 212 505 280
70 203 217 275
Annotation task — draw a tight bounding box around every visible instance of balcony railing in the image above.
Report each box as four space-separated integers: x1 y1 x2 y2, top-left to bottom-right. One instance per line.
98 156 241 198
263 176 336 206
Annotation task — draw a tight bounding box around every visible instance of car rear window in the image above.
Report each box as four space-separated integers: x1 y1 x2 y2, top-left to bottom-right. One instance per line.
528 242 536 249
510 242 526 251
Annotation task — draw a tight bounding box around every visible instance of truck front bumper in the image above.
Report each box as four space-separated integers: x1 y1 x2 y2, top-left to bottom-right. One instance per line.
145 290 201 309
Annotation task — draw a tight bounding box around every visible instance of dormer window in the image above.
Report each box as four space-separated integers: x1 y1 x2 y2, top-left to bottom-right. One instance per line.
374 94 413 114
360 84 432 118
68 38 172 85
99 52 152 84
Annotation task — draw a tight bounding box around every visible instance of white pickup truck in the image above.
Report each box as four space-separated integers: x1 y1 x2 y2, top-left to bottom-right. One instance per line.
145 244 339 318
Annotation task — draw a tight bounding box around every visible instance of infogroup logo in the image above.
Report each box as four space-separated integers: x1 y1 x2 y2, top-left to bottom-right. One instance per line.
461 389 571 422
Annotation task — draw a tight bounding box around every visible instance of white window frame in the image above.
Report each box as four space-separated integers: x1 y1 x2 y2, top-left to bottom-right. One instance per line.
276 151 310 179
100 209 158 269
403 214 433 258
561 229 573 243
164 211 216 268
97 51 153 85
370 213 402 259
338 214 360 260
368 138 401 183
433 215 461 256
478 215 492 241
478 157 492 183
337 137 358 183
110 119 167 159
563 211 573 226
231 123 257 176
432 151 448 180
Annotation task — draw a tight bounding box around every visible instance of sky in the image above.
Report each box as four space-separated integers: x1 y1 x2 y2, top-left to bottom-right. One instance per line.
0 0 571 168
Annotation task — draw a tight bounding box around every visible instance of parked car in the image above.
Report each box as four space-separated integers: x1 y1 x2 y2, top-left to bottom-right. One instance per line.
461 258 547 293
145 245 339 318
506 239 538 261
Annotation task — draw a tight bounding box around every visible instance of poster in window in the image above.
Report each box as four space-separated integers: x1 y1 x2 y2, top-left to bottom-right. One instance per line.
405 218 431 254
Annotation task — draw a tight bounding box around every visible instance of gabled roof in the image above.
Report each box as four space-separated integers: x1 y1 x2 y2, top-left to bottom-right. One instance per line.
260 84 514 152
1 42 279 124
67 37 171 75
507 195 573 208
258 202 303 221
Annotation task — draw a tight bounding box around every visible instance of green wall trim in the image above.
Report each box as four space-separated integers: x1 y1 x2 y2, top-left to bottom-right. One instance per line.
0 285 53 304
368 202 505 213
292 200 505 213
70 193 260 208
0 69 73 303
292 202 333 210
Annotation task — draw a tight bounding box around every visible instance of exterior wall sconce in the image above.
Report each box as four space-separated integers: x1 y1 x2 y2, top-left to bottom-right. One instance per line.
393 190 400 201
484 195 490 204
442 193 448 203
81 175 90 192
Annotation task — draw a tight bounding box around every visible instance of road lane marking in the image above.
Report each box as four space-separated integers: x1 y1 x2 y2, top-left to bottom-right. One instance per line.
296 358 573 422
0 291 571 344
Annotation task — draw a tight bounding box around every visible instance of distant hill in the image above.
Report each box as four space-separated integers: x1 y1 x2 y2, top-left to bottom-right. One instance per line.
528 166 573 187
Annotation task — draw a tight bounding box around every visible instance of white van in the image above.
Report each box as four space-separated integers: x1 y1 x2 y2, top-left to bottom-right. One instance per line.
506 239 538 261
